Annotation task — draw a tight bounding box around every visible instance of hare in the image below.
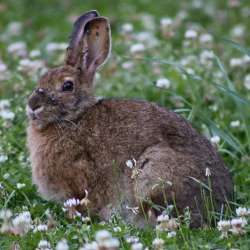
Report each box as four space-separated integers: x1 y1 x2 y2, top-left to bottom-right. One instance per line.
27 10 233 227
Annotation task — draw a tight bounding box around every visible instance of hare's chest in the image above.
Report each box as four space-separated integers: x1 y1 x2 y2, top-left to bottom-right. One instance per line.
27 128 68 201
30 141 66 201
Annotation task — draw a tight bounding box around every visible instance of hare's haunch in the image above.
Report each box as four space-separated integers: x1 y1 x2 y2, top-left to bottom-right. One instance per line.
27 10 233 227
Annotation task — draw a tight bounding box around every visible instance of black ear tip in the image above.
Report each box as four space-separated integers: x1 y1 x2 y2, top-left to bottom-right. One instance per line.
74 10 100 26
89 10 100 17
81 10 100 19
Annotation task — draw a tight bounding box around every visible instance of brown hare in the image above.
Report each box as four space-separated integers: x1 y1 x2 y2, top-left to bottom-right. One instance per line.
27 10 233 227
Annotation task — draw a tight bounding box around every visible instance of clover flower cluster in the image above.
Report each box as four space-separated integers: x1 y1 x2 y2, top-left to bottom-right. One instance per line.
156 213 179 238
80 230 120 250
217 207 250 238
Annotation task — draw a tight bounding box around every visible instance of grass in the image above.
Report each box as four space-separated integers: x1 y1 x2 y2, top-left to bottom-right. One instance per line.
0 0 250 249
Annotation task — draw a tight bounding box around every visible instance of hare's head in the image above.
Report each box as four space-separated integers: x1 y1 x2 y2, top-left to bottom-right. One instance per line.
27 10 111 129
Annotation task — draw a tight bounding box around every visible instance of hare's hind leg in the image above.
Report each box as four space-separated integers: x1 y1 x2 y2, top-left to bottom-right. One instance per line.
134 143 204 227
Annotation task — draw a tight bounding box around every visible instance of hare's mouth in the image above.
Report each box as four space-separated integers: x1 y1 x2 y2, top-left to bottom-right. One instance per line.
26 105 44 120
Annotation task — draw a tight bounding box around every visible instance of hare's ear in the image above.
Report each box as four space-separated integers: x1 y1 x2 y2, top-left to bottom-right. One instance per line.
82 17 111 76
65 10 99 67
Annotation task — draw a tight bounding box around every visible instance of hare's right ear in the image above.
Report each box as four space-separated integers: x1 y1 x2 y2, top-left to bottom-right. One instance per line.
65 10 99 67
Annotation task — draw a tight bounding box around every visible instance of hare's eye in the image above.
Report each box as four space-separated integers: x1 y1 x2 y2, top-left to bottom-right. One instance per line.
62 80 74 92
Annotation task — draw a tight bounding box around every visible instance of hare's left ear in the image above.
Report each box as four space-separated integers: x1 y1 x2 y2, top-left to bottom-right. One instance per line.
82 17 111 76
65 10 99 67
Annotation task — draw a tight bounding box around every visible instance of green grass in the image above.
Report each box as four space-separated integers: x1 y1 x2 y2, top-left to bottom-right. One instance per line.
0 0 250 249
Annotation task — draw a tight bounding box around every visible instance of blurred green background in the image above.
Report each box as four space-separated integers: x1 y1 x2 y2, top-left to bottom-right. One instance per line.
1 0 250 249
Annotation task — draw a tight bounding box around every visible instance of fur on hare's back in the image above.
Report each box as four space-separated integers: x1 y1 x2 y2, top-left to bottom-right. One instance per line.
28 99 233 226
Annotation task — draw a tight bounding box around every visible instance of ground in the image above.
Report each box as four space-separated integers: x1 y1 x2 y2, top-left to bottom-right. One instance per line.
0 0 250 249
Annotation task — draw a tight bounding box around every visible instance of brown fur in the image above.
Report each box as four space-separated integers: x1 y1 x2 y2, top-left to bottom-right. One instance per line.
26 11 233 227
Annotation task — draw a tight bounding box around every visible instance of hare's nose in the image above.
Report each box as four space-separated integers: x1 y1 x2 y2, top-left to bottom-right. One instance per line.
28 95 42 111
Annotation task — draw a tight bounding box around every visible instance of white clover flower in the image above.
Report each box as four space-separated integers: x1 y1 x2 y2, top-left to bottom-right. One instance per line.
36 239 52 250
0 62 9 81
242 55 250 65
185 68 195 75
80 241 98 250
101 238 120 248
156 215 179 232
156 78 171 89
18 58 45 75
0 62 7 72
0 183 3 189
63 198 80 208
30 49 41 58
131 242 144 250
157 214 169 222
6 22 22 37
166 218 179 231
160 17 174 37
12 211 32 235
230 120 240 128
205 168 211 177
121 23 133 33
160 17 173 28
113 226 122 232
126 158 136 169
176 10 188 21
167 231 177 238
213 71 224 80
95 229 112 243
16 183 26 189
0 110 15 120
217 220 231 231
0 155 8 163
0 100 10 109
244 74 250 90
0 99 14 120
3 173 10 179
217 220 231 238
7 41 27 57
152 238 164 249
199 33 213 44
210 135 220 145
134 31 159 48
125 236 140 244
200 50 214 68
46 42 67 54
82 216 91 223
0 209 12 220
180 55 197 66
121 61 134 70
231 24 245 38
56 239 69 250
230 217 248 235
0 209 13 234
130 43 145 54
236 207 250 217
94 230 120 249
229 58 243 68
185 29 198 39
33 224 48 233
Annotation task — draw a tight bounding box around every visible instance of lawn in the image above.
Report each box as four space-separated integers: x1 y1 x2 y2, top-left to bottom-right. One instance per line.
0 0 250 249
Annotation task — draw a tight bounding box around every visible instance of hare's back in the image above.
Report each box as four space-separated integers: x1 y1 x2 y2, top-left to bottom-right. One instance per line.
83 99 217 160
81 99 232 204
